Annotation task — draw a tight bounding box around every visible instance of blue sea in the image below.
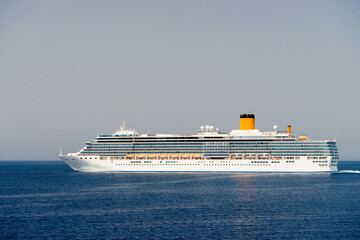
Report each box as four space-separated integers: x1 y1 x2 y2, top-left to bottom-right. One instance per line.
0 161 359 239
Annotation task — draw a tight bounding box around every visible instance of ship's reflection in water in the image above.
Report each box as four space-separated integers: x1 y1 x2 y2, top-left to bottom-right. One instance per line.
220 172 337 238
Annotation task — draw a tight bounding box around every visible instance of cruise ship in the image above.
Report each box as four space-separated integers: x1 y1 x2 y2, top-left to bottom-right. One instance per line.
59 114 339 172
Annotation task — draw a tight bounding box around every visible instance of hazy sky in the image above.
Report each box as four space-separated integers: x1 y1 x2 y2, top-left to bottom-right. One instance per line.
1 0 359 160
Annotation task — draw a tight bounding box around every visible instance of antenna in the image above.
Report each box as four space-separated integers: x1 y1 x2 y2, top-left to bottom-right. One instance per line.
60 148 63 155
334 130 338 140
121 120 126 130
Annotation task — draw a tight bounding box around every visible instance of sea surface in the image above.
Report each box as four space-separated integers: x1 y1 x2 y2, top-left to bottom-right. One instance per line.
0 161 359 240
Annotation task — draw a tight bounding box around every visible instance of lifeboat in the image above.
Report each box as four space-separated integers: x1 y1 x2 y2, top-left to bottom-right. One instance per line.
192 153 203 158
181 153 190 158
126 154 135 158
298 135 309 140
170 154 179 158
159 154 168 159
244 154 255 159
137 154 146 159
148 154 157 159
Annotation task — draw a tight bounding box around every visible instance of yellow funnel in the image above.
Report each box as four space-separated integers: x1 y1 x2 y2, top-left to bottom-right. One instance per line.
240 114 255 130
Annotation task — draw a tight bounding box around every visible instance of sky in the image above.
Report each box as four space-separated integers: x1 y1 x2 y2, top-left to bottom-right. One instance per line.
0 0 359 160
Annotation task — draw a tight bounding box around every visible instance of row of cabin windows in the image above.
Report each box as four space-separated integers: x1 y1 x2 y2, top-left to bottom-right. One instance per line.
82 150 336 156
79 155 335 159
114 163 273 166
87 146 336 150
94 141 333 145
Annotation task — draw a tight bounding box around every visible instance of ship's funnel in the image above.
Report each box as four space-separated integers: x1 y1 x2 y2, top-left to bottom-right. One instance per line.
287 125 292 134
240 114 255 130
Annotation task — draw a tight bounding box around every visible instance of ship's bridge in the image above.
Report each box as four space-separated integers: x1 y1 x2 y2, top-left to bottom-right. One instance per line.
113 121 139 137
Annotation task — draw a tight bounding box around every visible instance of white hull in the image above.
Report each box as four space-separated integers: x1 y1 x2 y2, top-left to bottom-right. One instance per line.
59 155 338 173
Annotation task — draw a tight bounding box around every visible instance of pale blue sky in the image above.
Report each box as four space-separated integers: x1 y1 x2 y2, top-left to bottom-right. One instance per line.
0 0 359 160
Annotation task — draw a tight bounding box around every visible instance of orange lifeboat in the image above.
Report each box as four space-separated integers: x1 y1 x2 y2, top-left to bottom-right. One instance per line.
148 154 157 159
170 154 179 159
159 154 168 159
